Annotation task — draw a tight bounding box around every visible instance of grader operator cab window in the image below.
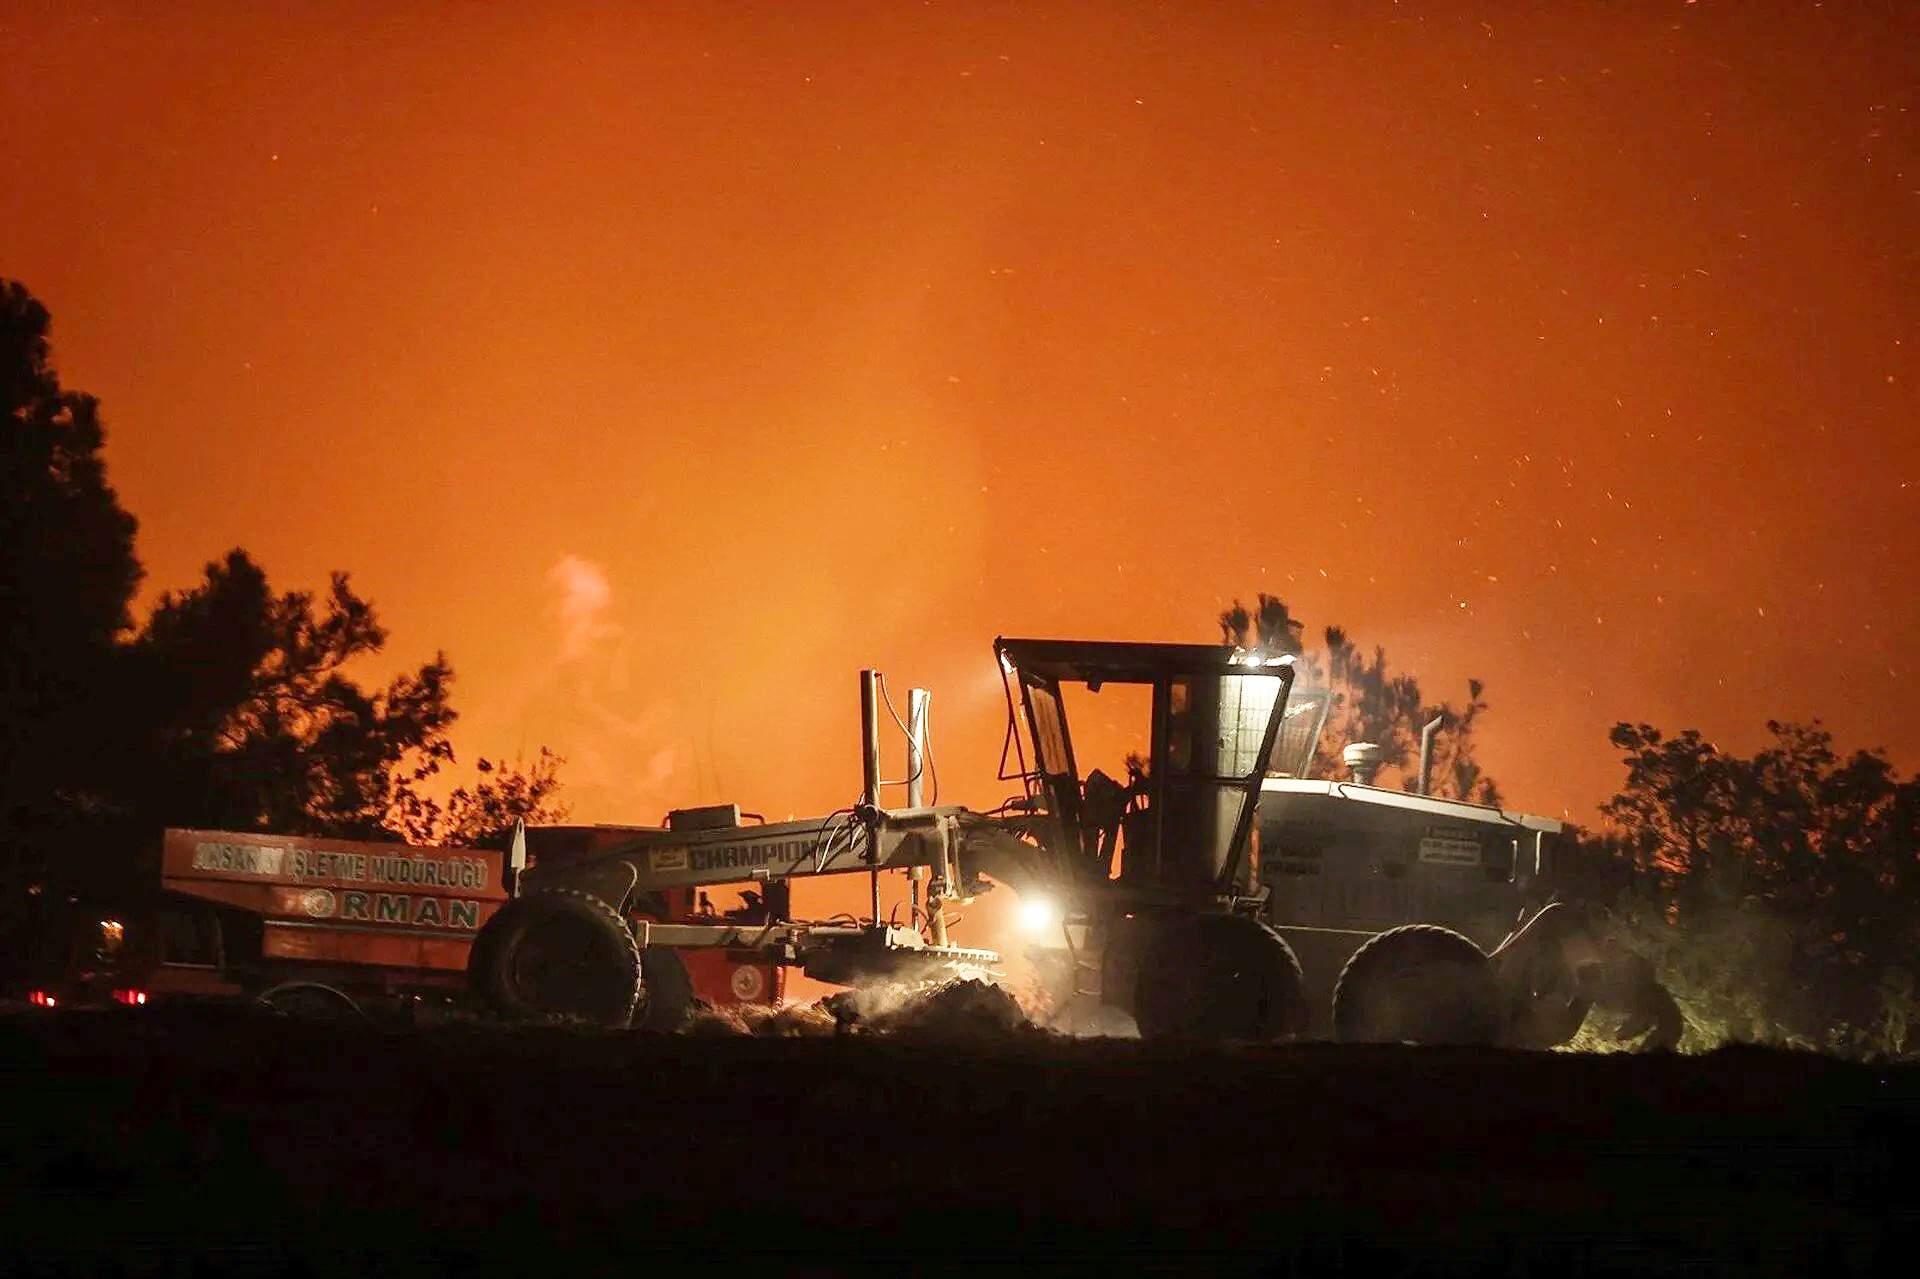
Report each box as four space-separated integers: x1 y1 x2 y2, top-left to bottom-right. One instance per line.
1024 681 1073 778
997 638 1301 895
1166 678 1193 775
1059 679 1157 878
1167 674 1325 780
1267 686 1332 778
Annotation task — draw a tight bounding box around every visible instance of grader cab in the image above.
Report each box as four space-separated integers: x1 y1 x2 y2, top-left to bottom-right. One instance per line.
986 637 1307 899
955 638 1323 1039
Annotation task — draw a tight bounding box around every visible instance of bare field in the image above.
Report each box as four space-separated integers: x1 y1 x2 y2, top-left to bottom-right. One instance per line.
3 1007 1915 1276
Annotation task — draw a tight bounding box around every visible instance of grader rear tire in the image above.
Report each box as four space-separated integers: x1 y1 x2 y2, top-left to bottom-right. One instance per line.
1332 925 1500 1045
471 889 641 1027
1134 914 1307 1041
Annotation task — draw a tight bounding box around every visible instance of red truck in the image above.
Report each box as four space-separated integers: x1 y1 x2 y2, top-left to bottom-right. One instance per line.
13 826 783 1021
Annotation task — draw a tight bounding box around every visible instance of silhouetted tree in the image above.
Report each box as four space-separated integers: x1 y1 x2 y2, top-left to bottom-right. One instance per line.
0 281 142 909
106 548 568 848
1218 594 1305 657
1218 595 1500 805
394 748 568 851
108 549 455 837
1425 677 1499 808
0 282 566 920
1581 720 1920 1055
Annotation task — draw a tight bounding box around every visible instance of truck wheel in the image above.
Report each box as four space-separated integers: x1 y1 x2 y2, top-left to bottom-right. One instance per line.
1135 915 1307 1041
1333 925 1499 1045
257 981 368 1022
473 889 640 1027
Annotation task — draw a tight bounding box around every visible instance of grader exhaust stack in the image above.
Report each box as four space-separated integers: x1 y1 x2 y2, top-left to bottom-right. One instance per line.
903 687 945 945
860 668 883 927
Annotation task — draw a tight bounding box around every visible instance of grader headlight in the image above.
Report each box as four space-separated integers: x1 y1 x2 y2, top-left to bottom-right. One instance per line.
1017 895 1061 936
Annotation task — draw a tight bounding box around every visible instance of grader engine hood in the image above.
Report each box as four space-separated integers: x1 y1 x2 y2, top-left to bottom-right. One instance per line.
1255 780 1563 872
1254 779 1564 951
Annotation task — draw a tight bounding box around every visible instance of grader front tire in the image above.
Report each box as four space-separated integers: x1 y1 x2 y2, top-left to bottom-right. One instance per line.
1134 915 1307 1041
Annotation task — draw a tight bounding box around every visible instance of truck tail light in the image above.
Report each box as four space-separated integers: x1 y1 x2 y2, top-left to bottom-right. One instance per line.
29 990 57 1007
111 989 148 1006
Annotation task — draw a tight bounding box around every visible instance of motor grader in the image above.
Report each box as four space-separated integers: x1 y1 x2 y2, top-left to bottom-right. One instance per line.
473 637 1674 1046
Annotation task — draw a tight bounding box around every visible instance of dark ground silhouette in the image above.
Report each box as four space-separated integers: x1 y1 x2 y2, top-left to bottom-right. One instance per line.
4 1007 1915 1275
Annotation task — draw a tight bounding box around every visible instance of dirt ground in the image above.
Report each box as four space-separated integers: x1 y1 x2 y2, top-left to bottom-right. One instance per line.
3 1006 1915 1276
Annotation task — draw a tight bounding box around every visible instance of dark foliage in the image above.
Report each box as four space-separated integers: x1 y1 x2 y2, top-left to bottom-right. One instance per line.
0 282 143 910
0 280 566 922
406 747 567 851
1574 721 1920 1055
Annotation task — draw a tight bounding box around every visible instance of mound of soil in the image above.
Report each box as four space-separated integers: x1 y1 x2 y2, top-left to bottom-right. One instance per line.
822 975 1036 1039
4 1006 1916 1274
685 982 1032 1040
683 999 838 1037
855 977 1032 1040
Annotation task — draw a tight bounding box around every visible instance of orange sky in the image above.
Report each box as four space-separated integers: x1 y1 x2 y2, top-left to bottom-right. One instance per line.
5 1 1917 851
